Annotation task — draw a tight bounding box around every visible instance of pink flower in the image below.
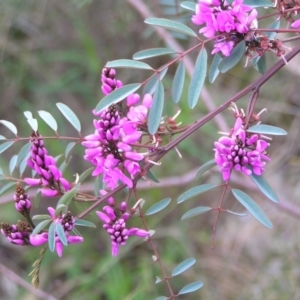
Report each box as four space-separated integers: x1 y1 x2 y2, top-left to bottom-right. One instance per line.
82 83 153 190
212 40 234 57
291 19 300 29
191 0 258 57
214 117 271 181
96 200 149 256
25 131 71 196
217 11 235 33
29 208 83 257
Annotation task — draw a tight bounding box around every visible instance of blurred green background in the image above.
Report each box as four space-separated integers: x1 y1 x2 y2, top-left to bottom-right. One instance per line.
1 0 300 299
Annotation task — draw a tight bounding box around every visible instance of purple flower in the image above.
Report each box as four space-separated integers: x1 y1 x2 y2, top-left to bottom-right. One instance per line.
82 93 153 190
24 131 71 197
96 200 149 256
29 207 83 257
212 40 234 57
14 183 31 214
101 68 123 95
291 19 300 29
214 117 271 181
217 11 235 33
1 221 31 246
192 0 258 56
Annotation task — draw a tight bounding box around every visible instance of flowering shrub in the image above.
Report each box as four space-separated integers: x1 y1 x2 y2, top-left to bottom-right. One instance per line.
1 0 300 298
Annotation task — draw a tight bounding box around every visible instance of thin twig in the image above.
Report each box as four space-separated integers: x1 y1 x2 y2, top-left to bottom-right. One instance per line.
0 262 57 300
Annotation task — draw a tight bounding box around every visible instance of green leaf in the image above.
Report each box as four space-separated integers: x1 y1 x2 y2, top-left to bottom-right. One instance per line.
180 1 196 11
78 167 94 183
31 219 52 236
181 206 212 220
148 81 164 135
209 53 222 83
219 41 245 73
74 219 96 228
247 124 287 135
145 197 171 215
178 281 203 295
195 159 217 180
144 18 197 38
177 184 218 204
19 151 30 176
226 209 247 217
0 141 14 154
38 110 58 132
65 142 76 161
0 135 6 140
266 19 280 40
56 223 68 246
94 175 103 196
172 60 185 104
95 83 141 113
250 174 279 203
24 111 38 131
55 204 67 215
32 215 51 221
133 48 175 60
0 120 17 135
9 155 18 174
172 258 196 277
143 67 168 95
256 54 266 74
56 103 81 132
34 189 41 208
0 182 16 196
56 186 79 209
59 159 71 174
244 0 273 7
147 169 160 183
155 276 162 284
16 142 31 167
227 0 234 4
48 222 56 252
188 48 207 109
232 189 273 228
106 59 152 70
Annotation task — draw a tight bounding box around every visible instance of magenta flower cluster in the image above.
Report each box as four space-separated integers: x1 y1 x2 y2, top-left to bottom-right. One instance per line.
96 194 149 256
214 117 270 181
30 207 83 257
1 221 31 246
192 0 258 56
101 67 123 95
82 69 152 190
14 183 31 214
24 131 71 197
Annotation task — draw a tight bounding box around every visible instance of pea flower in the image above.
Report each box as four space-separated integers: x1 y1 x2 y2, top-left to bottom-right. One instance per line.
214 117 270 181
192 0 258 56
96 198 149 256
29 207 83 257
24 131 71 197
83 69 153 190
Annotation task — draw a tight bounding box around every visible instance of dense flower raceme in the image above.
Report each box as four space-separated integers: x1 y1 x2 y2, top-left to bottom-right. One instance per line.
83 77 153 190
30 207 83 257
1 220 32 246
14 182 31 214
24 131 71 197
96 195 150 256
101 67 123 95
192 0 258 56
214 117 271 181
